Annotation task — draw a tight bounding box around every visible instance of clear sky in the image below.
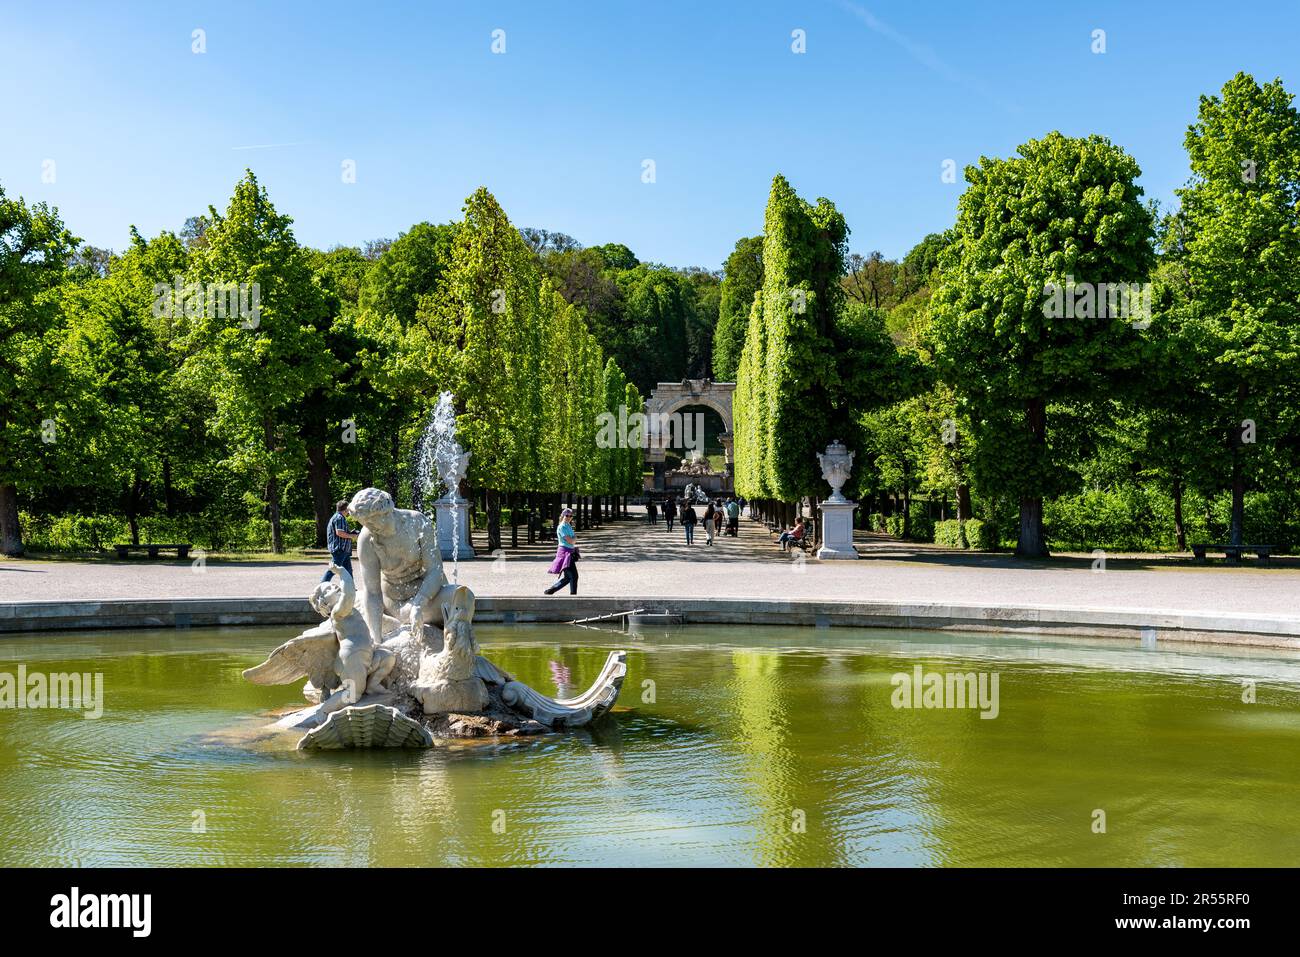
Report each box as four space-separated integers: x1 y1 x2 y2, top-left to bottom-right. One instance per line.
3 1 1297 269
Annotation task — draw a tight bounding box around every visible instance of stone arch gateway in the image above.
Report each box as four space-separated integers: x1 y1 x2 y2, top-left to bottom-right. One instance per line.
643 378 735 492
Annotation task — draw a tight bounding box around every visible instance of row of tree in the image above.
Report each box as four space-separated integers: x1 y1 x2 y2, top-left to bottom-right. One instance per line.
0 175 644 555
732 72 1300 557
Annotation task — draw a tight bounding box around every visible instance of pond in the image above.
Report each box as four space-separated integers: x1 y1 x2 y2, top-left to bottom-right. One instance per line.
1 623 1297 866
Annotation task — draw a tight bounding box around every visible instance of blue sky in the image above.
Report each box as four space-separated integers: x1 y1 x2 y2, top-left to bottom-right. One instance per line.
3 1 1297 269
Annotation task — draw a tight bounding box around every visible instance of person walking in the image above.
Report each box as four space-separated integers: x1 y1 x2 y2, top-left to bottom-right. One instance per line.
726 496 740 537
663 496 677 532
647 499 658 526
321 499 357 582
544 507 580 595
681 500 697 545
703 501 716 546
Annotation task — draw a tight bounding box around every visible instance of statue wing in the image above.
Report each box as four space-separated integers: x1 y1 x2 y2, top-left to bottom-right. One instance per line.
243 630 339 688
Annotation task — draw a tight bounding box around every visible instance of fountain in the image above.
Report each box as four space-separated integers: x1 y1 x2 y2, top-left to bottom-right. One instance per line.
414 391 475 567
243 397 627 750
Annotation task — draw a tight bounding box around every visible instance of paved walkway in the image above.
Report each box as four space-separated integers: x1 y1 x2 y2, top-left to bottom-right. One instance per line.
2 509 1297 619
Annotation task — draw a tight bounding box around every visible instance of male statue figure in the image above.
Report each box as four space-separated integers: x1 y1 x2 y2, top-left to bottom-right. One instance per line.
348 487 461 642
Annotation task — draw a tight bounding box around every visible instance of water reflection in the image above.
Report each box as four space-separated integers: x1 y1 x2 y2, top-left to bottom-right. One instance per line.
0 624 1298 866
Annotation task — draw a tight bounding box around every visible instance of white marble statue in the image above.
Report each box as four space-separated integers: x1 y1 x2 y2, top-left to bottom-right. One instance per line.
348 487 462 643
409 584 488 714
243 563 396 716
244 485 630 750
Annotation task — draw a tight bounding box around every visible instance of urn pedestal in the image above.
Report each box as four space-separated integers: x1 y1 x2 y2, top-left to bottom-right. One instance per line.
817 500 859 560
435 498 476 560
816 439 859 560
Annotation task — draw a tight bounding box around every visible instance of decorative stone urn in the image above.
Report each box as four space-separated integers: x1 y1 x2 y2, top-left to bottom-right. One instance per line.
816 440 859 560
817 440 855 504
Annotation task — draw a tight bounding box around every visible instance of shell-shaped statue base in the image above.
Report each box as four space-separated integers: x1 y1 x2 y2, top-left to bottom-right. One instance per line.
499 650 628 729
298 703 434 751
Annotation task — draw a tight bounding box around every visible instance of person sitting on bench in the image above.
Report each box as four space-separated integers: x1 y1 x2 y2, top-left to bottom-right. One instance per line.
777 518 806 552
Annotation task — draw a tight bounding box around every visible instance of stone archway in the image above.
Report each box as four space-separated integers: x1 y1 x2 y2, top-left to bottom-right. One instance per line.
643 378 735 491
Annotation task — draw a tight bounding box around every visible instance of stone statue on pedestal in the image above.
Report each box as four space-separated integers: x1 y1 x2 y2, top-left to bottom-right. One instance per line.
243 487 628 750
816 440 860 560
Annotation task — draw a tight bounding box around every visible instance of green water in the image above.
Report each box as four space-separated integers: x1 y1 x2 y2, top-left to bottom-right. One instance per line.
1 623 1298 867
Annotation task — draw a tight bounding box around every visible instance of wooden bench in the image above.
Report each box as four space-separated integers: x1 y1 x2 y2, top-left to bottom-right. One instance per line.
1190 544 1274 565
114 543 192 560
789 535 814 554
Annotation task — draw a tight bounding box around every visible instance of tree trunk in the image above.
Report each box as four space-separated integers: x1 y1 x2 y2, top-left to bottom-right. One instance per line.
163 458 176 515
486 489 502 554
1229 383 1249 549
1015 498 1046 558
267 475 283 553
956 483 972 523
0 484 23 556
1015 398 1049 557
902 477 912 539
1172 476 1186 552
306 442 332 548
265 418 284 554
1229 447 1245 548
125 472 144 546
510 492 519 549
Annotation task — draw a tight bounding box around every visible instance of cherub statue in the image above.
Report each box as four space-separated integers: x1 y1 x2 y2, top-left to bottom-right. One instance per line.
243 563 396 717
409 584 488 714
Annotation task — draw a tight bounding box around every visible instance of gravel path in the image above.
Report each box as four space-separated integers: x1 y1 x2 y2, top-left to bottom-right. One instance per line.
2 511 1297 619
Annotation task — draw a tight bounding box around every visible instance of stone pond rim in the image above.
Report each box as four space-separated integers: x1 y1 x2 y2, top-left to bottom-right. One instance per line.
2 596 1298 649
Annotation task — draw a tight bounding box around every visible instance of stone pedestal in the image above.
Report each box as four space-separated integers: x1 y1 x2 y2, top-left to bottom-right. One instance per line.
435 498 475 560
817 499 859 560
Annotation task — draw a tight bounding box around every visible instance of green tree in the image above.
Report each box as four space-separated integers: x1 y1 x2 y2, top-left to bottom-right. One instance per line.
712 235 763 381
0 185 79 554
1168 73 1300 546
428 188 542 551
181 170 335 553
758 174 849 502
930 133 1156 557
359 222 457 331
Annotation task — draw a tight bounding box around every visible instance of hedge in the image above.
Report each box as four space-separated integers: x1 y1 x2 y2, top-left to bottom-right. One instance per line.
931 518 998 551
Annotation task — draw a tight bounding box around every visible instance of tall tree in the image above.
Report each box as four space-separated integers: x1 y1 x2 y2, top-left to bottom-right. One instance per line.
758 174 849 501
428 188 540 551
0 184 79 555
712 235 763 381
359 222 457 331
1168 73 1300 546
181 171 335 552
930 133 1156 557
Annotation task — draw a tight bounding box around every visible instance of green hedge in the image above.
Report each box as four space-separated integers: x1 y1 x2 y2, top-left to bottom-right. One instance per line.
964 518 998 550
908 502 934 542
931 518 998 551
1045 487 1299 552
934 519 967 548
19 512 319 553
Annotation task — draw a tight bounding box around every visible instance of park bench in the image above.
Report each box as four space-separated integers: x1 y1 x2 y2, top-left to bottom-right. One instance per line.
114 543 192 560
529 515 556 543
788 534 814 555
1190 543 1274 565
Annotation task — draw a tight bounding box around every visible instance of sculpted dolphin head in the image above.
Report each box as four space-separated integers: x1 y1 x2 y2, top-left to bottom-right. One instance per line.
440 584 475 628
